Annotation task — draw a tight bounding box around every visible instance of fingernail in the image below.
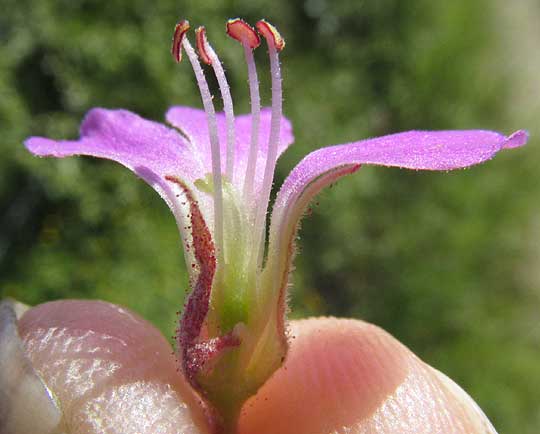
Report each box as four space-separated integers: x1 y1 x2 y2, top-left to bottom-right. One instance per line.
432 367 499 434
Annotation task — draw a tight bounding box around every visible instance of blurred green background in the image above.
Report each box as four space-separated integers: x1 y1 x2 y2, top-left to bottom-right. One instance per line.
1 0 539 431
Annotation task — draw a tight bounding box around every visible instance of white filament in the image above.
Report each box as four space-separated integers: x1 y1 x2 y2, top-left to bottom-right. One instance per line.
242 43 262 202
201 36 237 182
254 43 282 268
182 38 224 262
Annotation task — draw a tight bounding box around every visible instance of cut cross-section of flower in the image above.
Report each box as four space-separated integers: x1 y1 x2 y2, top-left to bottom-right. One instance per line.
24 17 528 433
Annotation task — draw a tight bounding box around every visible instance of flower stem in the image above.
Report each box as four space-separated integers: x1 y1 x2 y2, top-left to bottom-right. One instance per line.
215 400 242 434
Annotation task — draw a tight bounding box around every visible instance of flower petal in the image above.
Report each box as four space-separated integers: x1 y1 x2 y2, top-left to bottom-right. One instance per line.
25 108 216 284
25 108 206 185
273 129 528 222
266 129 528 312
165 106 294 191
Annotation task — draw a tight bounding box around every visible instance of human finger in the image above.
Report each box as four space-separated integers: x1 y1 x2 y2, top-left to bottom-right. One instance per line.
16 300 210 434
239 317 497 434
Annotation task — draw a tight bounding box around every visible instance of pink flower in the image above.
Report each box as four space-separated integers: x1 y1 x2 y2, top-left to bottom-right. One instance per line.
19 18 527 432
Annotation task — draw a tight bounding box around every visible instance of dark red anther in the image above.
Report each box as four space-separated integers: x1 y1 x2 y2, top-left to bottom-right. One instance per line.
195 26 212 65
256 19 285 51
226 18 260 49
172 20 190 63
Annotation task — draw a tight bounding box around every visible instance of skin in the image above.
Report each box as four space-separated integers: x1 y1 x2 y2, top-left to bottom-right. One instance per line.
17 300 497 434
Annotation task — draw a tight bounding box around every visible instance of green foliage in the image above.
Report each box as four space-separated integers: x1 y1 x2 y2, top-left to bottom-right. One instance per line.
1 1 538 432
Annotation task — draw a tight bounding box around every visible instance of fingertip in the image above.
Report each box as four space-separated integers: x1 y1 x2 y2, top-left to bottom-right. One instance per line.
239 317 498 434
430 368 498 434
239 317 411 434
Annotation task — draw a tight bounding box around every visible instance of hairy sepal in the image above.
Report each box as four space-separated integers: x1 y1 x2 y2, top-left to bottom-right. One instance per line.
266 164 360 308
166 177 240 386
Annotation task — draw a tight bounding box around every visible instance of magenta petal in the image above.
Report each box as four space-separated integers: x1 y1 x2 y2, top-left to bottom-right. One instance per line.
25 108 206 185
25 108 216 287
274 129 527 214
503 129 529 149
165 106 294 189
166 106 294 159
267 129 528 290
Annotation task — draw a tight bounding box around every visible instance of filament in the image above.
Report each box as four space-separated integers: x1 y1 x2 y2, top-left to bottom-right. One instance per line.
242 44 262 202
182 37 224 263
197 27 237 183
254 42 282 268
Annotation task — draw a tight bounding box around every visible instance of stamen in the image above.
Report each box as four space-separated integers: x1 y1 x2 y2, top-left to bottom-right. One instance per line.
172 20 190 62
196 26 237 182
226 18 261 49
173 23 224 264
254 20 285 268
195 26 213 65
226 19 262 201
256 19 286 52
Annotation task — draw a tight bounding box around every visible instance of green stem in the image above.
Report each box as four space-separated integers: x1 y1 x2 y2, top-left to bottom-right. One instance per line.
217 401 242 434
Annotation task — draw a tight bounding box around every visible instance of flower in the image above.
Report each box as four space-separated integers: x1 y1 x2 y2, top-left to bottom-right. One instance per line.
24 17 528 429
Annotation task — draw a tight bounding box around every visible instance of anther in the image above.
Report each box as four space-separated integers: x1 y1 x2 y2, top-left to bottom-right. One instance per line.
226 18 260 49
195 27 212 65
256 19 285 51
172 20 190 62
226 19 262 201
